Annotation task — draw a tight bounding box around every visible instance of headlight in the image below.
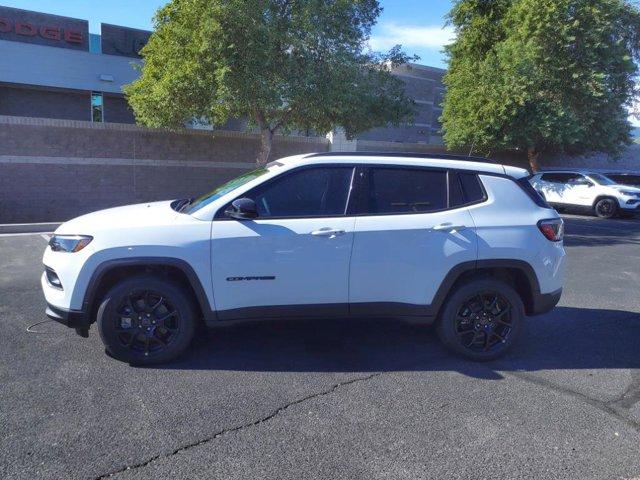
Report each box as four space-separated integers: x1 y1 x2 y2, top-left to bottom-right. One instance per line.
621 190 640 197
49 235 93 253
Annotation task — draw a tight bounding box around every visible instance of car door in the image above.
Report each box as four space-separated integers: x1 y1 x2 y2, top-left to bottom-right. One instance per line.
538 173 570 203
564 174 595 206
348 166 478 316
211 165 356 319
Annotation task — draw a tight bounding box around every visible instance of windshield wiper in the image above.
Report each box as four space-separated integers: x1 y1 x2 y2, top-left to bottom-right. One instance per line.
172 198 193 213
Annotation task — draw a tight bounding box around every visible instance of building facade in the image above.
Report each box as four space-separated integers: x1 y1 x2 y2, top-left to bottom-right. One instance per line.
0 6 446 143
0 6 149 124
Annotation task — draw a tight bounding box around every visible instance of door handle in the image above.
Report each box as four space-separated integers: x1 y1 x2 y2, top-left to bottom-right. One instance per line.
311 228 346 238
433 223 466 232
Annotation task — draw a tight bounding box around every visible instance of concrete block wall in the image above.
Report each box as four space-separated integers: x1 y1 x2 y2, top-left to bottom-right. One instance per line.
0 116 329 222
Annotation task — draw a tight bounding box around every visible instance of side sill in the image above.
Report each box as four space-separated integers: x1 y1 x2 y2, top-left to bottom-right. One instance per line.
215 302 436 324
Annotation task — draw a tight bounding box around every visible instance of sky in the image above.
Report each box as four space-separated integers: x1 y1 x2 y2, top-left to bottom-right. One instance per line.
0 0 454 68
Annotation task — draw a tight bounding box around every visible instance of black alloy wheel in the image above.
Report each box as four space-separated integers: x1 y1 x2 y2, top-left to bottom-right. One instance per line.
594 198 617 219
454 292 513 353
437 278 524 361
97 275 196 365
114 290 181 356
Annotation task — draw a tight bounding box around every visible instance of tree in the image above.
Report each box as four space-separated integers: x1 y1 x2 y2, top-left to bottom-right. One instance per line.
125 0 416 165
441 0 640 171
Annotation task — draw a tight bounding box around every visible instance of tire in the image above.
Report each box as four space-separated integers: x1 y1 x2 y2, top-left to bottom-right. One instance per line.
594 197 618 219
436 278 524 361
97 275 197 365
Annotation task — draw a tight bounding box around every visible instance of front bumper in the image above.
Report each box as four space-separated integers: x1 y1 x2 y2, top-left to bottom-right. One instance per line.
529 288 562 316
45 301 91 337
45 302 88 328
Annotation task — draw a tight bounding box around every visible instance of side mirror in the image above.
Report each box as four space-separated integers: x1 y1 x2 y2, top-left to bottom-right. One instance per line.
225 198 258 220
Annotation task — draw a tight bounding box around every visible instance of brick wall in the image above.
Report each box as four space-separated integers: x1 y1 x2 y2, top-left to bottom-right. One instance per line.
0 116 329 222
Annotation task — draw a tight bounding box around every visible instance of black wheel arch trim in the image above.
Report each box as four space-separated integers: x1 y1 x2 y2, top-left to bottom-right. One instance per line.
81 257 217 327
428 259 553 317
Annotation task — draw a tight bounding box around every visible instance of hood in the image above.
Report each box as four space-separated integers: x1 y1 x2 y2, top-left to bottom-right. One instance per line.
55 200 179 235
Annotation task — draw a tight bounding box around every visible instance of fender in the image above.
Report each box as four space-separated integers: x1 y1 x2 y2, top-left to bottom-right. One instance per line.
82 257 217 326
428 259 542 317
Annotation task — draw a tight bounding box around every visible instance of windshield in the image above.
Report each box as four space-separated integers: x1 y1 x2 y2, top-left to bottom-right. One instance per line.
588 173 617 186
182 167 270 214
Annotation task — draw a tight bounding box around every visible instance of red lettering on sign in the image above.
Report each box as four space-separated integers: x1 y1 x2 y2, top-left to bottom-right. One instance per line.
15 22 36 36
64 30 83 44
40 26 61 41
0 18 11 33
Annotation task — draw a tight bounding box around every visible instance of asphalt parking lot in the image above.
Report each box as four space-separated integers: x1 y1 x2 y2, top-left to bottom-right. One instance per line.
1 215 640 480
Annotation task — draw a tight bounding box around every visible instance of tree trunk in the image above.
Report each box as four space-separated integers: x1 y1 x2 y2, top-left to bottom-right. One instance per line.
527 147 540 173
257 128 274 165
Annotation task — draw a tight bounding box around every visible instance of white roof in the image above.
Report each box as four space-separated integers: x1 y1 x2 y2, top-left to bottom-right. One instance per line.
271 153 530 179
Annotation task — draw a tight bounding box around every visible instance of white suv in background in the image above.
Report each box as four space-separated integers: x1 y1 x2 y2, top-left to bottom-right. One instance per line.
530 170 640 218
42 153 565 365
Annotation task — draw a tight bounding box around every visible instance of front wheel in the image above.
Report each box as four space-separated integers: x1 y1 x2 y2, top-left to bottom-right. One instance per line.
97 275 197 365
594 198 618 219
436 278 524 361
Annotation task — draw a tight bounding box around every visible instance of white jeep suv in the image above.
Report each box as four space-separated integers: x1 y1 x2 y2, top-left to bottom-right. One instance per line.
42 153 565 364
529 170 640 218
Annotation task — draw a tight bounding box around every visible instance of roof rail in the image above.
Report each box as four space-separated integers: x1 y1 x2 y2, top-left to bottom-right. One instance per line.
305 151 496 164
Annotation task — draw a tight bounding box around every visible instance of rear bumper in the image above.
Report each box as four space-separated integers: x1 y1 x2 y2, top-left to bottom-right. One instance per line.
530 288 562 316
45 303 90 330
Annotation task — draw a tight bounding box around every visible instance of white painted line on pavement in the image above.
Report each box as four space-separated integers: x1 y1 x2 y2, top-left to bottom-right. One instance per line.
0 232 54 238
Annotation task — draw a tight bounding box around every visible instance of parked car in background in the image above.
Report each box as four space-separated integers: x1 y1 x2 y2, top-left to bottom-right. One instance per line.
605 172 640 189
42 153 565 365
529 170 640 218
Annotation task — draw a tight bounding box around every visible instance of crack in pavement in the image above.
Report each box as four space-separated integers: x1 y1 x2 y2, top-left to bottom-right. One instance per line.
505 370 640 434
93 372 384 479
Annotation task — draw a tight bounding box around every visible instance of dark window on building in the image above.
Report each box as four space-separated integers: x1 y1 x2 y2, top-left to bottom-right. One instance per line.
248 167 354 218
365 168 447 214
607 174 640 186
91 92 103 122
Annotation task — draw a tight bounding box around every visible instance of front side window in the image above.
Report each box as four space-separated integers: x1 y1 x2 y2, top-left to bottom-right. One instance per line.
365 168 447 214
588 173 617 186
91 92 104 122
247 167 354 218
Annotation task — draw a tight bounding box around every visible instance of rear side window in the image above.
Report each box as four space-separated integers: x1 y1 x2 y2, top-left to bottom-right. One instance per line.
541 173 575 183
365 168 448 214
459 173 486 203
448 172 487 208
247 167 354 218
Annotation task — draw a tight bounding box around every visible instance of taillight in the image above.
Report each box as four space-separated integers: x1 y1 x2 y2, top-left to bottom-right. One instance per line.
538 218 564 242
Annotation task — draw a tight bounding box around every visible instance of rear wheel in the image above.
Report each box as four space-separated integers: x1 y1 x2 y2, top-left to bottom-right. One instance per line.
594 198 618 219
436 278 524 361
97 275 196 365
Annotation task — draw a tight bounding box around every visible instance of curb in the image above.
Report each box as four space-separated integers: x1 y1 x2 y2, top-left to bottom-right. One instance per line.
0 222 61 234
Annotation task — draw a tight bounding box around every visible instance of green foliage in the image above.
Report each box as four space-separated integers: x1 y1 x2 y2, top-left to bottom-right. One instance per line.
442 0 640 163
125 0 416 163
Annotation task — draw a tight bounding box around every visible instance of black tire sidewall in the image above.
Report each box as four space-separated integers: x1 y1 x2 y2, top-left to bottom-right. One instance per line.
97 275 196 365
437 278 524 361
595 198 617 218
